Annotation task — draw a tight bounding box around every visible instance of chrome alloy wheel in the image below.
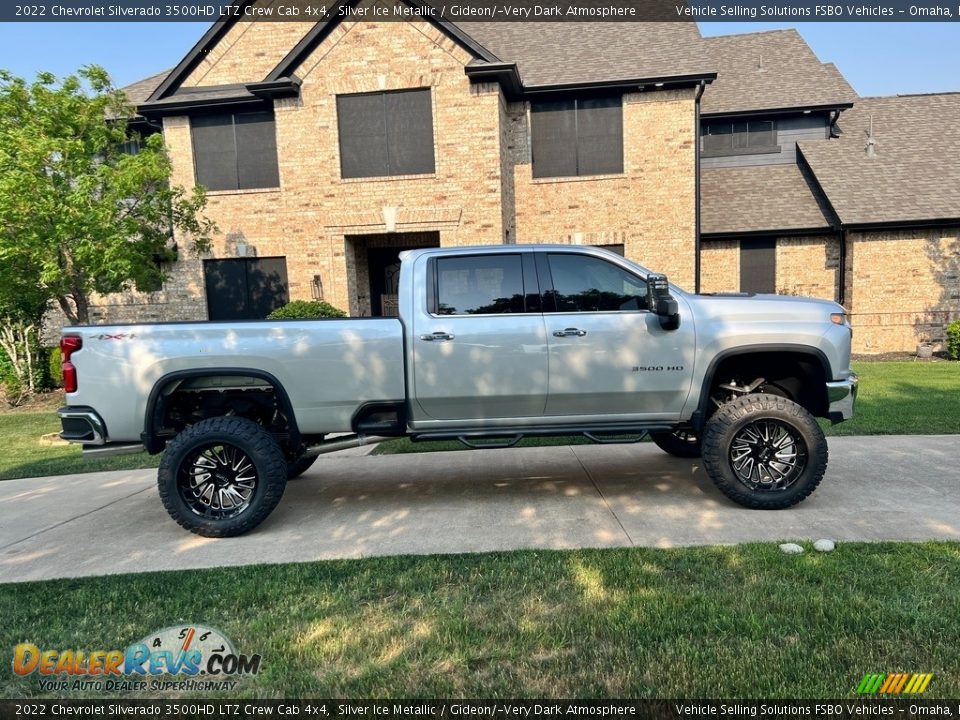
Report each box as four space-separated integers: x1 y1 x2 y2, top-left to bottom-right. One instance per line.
178 443 258 519
729 419 807 492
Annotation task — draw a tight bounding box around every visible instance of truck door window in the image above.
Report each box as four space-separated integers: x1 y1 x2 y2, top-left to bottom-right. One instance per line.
546 253 648 312
436 255 525 315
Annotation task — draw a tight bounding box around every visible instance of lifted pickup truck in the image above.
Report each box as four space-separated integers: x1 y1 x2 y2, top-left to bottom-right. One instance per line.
58 245 857 536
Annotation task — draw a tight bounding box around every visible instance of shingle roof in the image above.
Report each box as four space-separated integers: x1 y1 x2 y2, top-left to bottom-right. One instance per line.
438 22 715 88
799 93 960 226
701 30 856 116
120 69 170 105
700 164 834 236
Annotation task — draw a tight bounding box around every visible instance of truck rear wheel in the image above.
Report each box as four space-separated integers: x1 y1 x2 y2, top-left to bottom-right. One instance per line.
701 393 827 509
649 430 701 458
158 416 288 537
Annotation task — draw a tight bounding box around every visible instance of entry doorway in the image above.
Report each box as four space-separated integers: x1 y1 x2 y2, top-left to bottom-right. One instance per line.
346 232 441 316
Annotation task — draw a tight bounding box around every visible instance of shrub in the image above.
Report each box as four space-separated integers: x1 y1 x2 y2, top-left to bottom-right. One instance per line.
947 320 960 361
266 300 347 320
47 347 63 389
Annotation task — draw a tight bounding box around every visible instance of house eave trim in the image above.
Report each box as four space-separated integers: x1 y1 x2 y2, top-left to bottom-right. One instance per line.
843 217 960 232
701 102 854 120
137 77 300 118
701 226 836 240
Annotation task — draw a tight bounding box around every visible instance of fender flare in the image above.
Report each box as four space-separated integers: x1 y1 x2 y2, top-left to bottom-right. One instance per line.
141 367 301 454
690 344 832 431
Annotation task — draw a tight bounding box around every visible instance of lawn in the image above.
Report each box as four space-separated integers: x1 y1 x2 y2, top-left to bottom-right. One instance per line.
1 361 957 478
2 542 959 698
0 396 159 481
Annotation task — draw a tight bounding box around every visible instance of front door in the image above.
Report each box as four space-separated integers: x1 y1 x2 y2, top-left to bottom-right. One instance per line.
412 252 548 421
540 251 695 418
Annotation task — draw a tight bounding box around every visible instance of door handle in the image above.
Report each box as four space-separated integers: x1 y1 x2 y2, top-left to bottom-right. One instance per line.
420 331 455 342
553 328 587 337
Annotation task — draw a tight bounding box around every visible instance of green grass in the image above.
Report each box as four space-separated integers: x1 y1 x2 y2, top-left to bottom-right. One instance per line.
0 411 159 481
2 361 957 478
3 542 959 698
821 361 960 436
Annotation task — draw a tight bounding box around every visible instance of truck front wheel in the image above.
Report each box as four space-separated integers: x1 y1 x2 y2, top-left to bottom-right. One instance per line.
701 393 827 509
158 416 288 537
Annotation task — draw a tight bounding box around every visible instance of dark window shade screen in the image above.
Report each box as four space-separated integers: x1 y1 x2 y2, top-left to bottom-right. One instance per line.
576 98 623 176
531 97 622 178
740 238 776 294
235 112 280 189
531 100 577 178
192 112 279 191
337 89 435 178
192 114 238 191
386 90 435 175
337 93 389 179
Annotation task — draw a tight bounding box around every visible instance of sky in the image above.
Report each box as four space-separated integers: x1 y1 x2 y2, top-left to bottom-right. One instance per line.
0 21 958 97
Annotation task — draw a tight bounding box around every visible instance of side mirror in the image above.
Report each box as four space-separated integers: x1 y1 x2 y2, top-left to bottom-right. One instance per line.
647 273 681 331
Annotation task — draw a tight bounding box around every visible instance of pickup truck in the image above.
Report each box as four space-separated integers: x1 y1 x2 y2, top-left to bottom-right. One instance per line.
58 245 858 537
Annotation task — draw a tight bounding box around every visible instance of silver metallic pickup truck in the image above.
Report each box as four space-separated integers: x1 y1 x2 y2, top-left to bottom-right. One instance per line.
58 245 857 536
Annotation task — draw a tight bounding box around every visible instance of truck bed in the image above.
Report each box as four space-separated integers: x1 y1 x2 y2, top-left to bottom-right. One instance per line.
65 318 406 441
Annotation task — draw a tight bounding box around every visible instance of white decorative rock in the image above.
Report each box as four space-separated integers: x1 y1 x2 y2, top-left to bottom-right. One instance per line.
814 539 836 553
779 543 805 555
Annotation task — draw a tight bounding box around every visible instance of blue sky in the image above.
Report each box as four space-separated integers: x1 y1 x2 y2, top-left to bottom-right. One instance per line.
0 21 957 97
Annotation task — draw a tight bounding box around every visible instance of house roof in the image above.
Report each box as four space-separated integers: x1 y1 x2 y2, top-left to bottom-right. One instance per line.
459 22 714 89
799 93 960 227
120 69 171 105
701 29 856 116
700 164 835 236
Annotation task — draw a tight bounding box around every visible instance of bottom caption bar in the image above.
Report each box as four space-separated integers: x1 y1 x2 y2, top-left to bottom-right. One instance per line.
2 700 959 720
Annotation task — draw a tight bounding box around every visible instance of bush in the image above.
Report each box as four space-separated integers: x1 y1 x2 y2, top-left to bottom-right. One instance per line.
47 347 63 389
266 300 346 320
947 320 960 361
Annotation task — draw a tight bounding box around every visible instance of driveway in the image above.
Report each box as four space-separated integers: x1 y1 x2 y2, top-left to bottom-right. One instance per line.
1 435 958 583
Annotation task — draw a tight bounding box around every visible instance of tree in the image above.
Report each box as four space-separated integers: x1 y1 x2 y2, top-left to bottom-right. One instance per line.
0 65 215 326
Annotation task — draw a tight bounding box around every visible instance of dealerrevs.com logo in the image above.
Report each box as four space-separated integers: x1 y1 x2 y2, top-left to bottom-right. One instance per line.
12 624 262 693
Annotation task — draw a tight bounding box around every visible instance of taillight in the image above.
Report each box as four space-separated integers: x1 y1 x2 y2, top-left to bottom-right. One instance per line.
60 335 82 393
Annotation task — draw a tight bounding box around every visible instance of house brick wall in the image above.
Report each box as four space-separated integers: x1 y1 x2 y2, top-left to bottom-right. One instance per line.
181 19 315 88
510 88 698 289
700 240 739 292
846 228 960 353
165 16 510 317
700 234 839 301
776 234 839 299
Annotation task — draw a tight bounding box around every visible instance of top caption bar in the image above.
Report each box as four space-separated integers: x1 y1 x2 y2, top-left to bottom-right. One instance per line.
3 0 958 21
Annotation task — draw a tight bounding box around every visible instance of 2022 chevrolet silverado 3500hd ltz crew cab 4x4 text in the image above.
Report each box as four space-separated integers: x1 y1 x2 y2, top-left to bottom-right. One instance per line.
57 245 857 536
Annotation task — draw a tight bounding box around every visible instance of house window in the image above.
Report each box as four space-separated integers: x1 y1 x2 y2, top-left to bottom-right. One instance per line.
336 89 435 179
531 97 623 178
740 238 776 294
436 255 526 315
702 120 778 157
191 111 280 191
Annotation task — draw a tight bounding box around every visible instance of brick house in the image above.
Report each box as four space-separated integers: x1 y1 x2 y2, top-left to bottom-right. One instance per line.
73 8 959 354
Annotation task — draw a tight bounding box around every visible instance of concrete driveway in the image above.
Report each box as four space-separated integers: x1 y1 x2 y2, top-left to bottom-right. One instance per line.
1 435 958 583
